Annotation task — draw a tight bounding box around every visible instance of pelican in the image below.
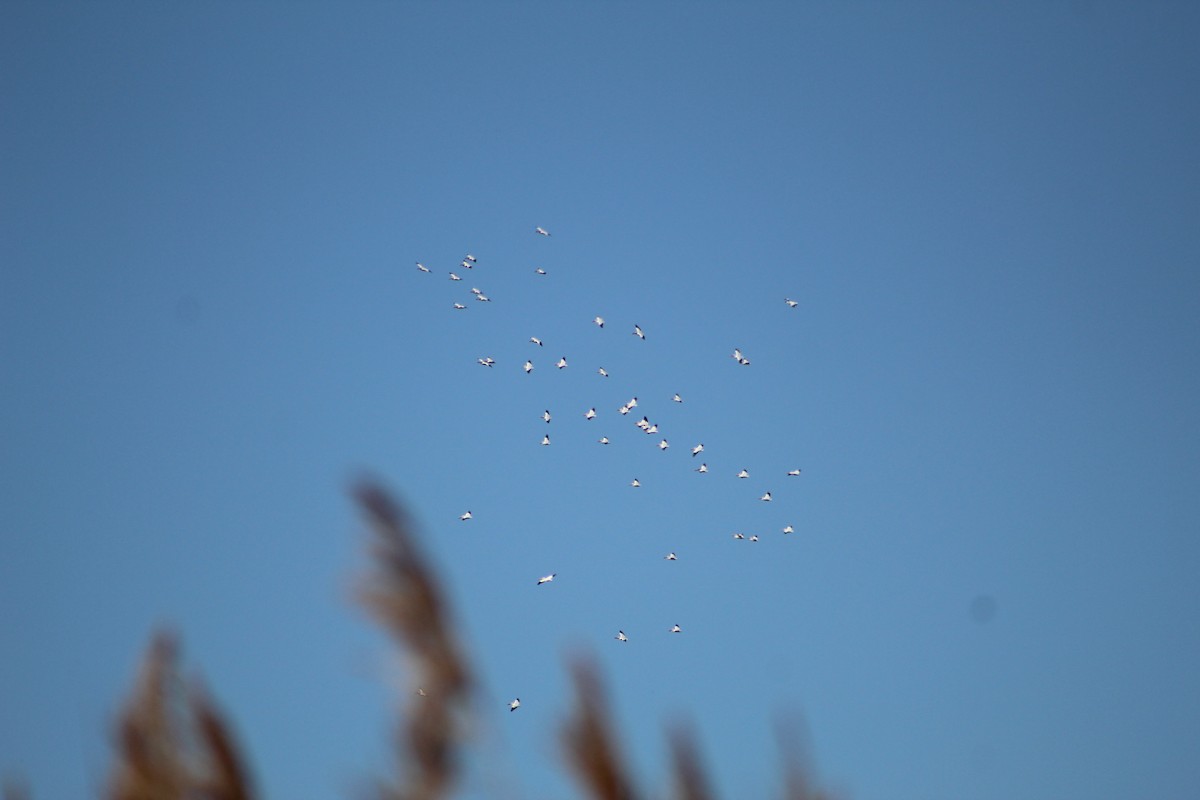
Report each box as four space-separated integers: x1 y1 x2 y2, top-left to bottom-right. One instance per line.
594 316 605 328
535 226 551 236
760 492 772 502
737 469 750 479
474 294 491 302
460 511 472 521
453 303 466 310
461 260 472 269
695 463 708 473
598 367 609 378
556 356 568 369
630 478 641 488
644 424 658 434
535 267 547 275
541 434 551 446
659 439 669 451
782 525 794 534
542 410 552 423
530 336 543 346
618 405 630 415
477 357 495 367
785 298 799 308
627 397 638 409
732 533 746 540
585 408 597 420
633 324 645 340
598 437 610 445
537 573 556 585
509 698 521 712
749 535 759 542
615 630 628 642
416 262 430 273
787 469 802 476
636 417 649 430
669 624 682 633
470 287 483 295
665 552 677 561
691 443 704 457
524 360 533 374
450 273 462 281
673 393 683 403
465 254 477 263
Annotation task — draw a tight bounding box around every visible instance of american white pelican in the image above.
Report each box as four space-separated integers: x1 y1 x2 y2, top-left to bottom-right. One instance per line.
760 492 772 502
450 273 462 281
465 254 477 263
627 397 638 409
535 226 551 236
630 478 641 488
594 316 605 328
633 324 645 339
598 367 609 378
732 532 746 540
416 263 430 273
669 624 682 633
585 408 597 420
787 469 802 477
509 698 521 711
673 393 683 403
695 463 708 473
530 336 543 346
524 360 533 374
537 573 556 585
477 357 495 367
541 434 551 446
737 469 750 479
475 294 491 302
460 511 472 521
598 437 610 445
691 443 704 457
782 525 794 534
453 303 466 310
535 268 547 275
659 439 669 451
556 356 568 369
542 410 551 423
749 535 759 542
785 298 798 308
664 552 677 560
615 630 628 642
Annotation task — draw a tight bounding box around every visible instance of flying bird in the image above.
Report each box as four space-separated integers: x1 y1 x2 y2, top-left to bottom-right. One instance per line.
749 535 759 542
465 254 477 264
594 316 605 328
691 443 704 457
541 434 551 446
615 630 628 642
542 410 552 423
787 469 802 476
470 287 483 295
737 469 750 479
785 298 799 308
627 397 638 409
760 492 772 502
453 303 466 310
556 356 568 369
659 439 669 451
450 273 462 281
461 260 473 270
630 478 641 488
673 393 683 403
535 226 551 236
460 511 472 521
618 405 630 415
732 348 750 365
535 268 547 275
782 525 794 534
509 698 520 712
644 424 658 434
524 360 534 374
732 533 746 540
598 367 609 378
664 552 677 561
669 624 682 633
416 262 430 273
530 336 543 346
695 463 708 473
477 357 495 367
633 324 645 340
537 573 556 585
598 437 610 445
636 416 650 430
585 408 597 420
474 294 491 302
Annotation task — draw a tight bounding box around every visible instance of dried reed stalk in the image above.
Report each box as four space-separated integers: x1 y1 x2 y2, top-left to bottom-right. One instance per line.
561 658 640 800
352 481 473 800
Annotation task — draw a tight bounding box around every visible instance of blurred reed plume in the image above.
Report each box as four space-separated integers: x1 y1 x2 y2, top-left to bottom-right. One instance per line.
90 480 833 800
106 632 253 800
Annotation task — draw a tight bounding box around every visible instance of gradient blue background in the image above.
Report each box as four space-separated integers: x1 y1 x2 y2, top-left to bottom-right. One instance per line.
3 2 1198 798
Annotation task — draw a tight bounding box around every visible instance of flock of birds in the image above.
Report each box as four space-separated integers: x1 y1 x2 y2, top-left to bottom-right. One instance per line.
414 226 805 713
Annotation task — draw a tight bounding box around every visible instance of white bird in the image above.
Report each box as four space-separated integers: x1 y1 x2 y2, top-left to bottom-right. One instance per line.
535 226 551 236
524 360 533 374
618 405 630 415
636 416 650 430
673 393 683 403
541 434 551 446
475 294 491 302
470 287 483 295
556 356 568 369
787 469 802 476
460 511 472 521
598 367 609 378
594 316 605 328
760 492 772 502
631 478 640 488
732 348 750 365
477 357 495 367
615 630 628 642
535 267 547 275
542 410 552 423
659 439 669 451
627 397 638 409
669 624 682 633
450 273 462 281
509 698 520 712
737 469 750 479
461 260 473 269
782 525 794 534
416 262 430 273
665 552 677 561
644 424 658 434
749 535 759 542
453 303 466 310
530 336 543 346
465 254 477 263
537 573 556 585
695 463 708 473
691 443 704 457
598 437 610 445
785 298 799 308
585 408 597 420
732 532 746 540
633 324 645 340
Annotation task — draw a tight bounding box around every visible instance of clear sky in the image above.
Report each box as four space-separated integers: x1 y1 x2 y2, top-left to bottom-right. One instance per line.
2 2 1199 799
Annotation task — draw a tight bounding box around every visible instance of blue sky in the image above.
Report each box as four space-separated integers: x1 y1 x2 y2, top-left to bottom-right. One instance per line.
2 2 1199 798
